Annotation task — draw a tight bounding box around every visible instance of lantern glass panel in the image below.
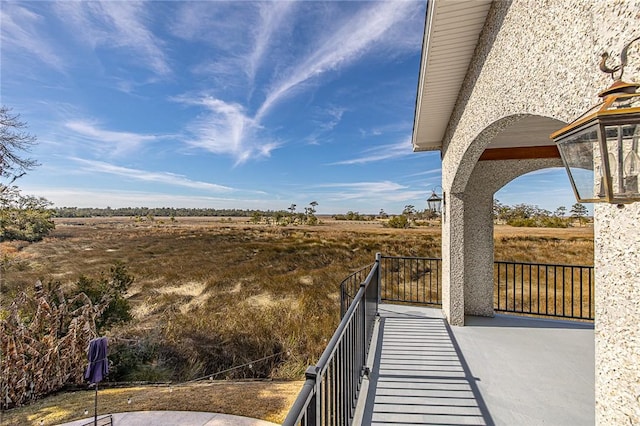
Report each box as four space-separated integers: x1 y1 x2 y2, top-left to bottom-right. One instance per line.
427 194 441 212
557 126 598 201
603 123 640 198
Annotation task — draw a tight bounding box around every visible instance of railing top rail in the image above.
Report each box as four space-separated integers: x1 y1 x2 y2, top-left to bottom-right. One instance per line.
339 263 374 285
379 255 592 270
380 255 441 261
494 260 594 269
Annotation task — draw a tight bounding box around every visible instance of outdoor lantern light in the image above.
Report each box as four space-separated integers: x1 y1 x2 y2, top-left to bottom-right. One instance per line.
427 188 443 213
551 36 640 204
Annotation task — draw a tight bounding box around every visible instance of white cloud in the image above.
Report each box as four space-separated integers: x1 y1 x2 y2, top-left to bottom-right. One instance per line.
311 180 427 203
70 158 234 193
172 1 422 165
319 107 347 131
175 95 280 165
170 2 294 83
404 168 443 178
246 2 296 82
65 120 161 156
315 181 406 192
53 1 169 76
0 4 65 71
330 139 414 165
256 1 420 122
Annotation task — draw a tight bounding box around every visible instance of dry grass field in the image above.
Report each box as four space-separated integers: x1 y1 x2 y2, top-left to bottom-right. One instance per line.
1 216 593 424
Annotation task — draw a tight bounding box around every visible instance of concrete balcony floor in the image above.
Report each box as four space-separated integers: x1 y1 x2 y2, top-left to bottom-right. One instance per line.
357 303 594 426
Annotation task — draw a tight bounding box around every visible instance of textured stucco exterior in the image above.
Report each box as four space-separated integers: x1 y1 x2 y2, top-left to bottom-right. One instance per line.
432 0 640 423
594 202 640 424
462 158 564 318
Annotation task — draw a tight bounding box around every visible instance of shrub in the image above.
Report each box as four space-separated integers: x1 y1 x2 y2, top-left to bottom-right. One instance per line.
385 215 409 229
108 334 171 382
0 187 55 242
74 263 133 333
540 216 569 228
506 217 538 227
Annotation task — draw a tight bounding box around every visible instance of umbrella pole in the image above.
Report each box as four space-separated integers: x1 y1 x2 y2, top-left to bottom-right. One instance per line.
94 383 98 426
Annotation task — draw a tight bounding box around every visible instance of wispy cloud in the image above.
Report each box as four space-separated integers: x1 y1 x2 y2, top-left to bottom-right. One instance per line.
312 180 427 203
170 2 294 83
404 168 442 178
175 95 280 165
65 120 162 156
256 1 420 122
169 2 255 91
330 139 414 166
70 158 234 193
0 4 65 71
174 1 420 164
315 181 407 192
246 2 296 83
319 107 347 132
53 1 169 76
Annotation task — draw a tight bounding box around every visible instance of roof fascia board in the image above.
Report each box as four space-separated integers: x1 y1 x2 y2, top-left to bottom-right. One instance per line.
412 0 439 152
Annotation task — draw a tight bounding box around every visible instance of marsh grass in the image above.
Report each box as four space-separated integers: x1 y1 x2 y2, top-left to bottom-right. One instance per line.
1 218 594 418
1 218 444 384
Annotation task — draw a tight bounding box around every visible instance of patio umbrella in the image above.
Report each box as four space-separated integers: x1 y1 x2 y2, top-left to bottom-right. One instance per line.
85 337 108 426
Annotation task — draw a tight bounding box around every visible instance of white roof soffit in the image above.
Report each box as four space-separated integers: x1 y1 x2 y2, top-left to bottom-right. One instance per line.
412 0 493 152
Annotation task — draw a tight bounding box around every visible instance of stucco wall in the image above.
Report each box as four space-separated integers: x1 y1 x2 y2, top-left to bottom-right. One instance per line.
442 0 640 193
463 158 563 317
438 0 640 423
594 202 640 424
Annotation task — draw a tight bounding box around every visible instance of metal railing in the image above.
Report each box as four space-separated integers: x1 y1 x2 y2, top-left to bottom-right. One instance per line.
284 255 594 424
379 255 442 306
376 256 593 320
340 263 374 317
495 261 594 320
283 254 380 426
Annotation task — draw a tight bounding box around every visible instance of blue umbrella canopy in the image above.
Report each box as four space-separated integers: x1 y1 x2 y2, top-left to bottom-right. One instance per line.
84 337 108 384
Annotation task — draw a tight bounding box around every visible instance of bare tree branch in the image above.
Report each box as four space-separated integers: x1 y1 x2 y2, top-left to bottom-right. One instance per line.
0 106 39 187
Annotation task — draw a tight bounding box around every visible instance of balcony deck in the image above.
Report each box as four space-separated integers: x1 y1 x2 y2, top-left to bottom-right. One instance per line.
356 303 594 426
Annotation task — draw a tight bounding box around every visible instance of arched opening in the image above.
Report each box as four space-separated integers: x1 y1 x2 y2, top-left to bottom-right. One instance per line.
442 114 573 323
491 167 594 320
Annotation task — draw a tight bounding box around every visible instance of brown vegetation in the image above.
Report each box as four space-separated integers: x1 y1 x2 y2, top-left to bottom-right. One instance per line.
1 217 593 422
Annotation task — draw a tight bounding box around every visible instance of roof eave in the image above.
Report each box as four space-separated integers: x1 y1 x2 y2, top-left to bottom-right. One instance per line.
411 0 439 152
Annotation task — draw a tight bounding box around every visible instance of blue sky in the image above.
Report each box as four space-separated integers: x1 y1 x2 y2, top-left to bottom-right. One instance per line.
1 1 578 214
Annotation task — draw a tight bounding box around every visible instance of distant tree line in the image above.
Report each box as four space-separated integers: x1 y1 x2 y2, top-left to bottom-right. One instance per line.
53 206 287 218
493 199 589 227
